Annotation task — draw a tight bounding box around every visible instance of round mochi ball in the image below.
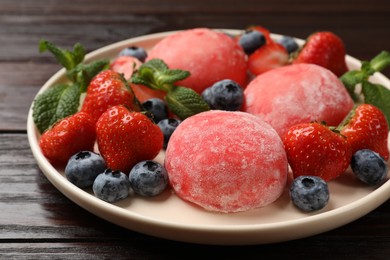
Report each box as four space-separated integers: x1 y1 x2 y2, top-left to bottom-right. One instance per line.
147 28 248 94
243 63 354 138
164 110 288 213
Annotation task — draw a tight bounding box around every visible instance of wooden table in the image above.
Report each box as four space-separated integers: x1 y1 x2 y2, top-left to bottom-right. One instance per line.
1 0 390 258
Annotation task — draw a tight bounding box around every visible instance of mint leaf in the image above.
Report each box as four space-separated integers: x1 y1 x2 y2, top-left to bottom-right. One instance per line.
165 86 210 120
362 81 390 124
39 40 85 70
131 59 190 92
131 66 161 90
340 51 390 110
67 59 110 92
131 59 208 119
370 51 390 72
340 70 367 101
32 84 80 133
162 69 191 84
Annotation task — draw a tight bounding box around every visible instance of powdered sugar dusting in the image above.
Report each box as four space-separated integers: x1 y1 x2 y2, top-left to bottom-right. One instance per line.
165 110 288 213
244 64 354 138
147 28 247 93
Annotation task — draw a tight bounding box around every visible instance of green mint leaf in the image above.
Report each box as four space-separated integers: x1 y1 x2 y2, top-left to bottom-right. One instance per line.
340 70 367 101
165 86 210 120
162 69 191 84
361 61 376 76
340 51 390 104
362 80 390 124
144 58 169 71
32 83 81 133
131 66 162 90
130 59 190 92
67 59 110 92
39 40 85 70
369 51 390 72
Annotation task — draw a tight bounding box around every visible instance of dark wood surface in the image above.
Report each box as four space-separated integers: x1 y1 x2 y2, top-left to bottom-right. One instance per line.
1 0 390 258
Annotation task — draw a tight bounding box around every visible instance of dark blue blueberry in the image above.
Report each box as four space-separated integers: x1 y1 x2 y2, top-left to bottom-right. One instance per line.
93 169 131 203
119 46 147 62
65 151 106 188
351 149 388 186
129 160 169 197
142 98 168 123
290 176 329 212
238 30 266 55
201 79 244 111
157 118 181 149
277 36 299 54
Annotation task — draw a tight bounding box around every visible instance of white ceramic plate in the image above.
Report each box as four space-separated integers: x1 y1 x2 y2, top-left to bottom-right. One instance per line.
27 29 390 245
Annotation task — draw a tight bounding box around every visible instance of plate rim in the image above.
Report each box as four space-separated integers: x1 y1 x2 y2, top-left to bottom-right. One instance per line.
27 29 390 245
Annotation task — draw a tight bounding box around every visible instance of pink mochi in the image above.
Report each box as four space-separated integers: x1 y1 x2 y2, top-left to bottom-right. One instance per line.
147 28 247 94
165 110 288 213
243 63 354 138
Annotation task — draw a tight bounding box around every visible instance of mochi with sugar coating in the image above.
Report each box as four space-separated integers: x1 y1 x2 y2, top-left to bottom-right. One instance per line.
243 63 354 138
147 28 247 94
165 110 288 213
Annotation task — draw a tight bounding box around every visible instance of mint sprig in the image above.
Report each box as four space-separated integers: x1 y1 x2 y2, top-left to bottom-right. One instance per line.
39 40 85 71
340 51 390 123
131 59 209 120
67 60 110 92
33 40 109 133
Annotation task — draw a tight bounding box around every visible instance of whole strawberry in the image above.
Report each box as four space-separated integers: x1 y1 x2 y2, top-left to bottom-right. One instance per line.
284 122 352 181
96 105 163 173
39 112 96 166
293 31 348 76
81 69 141 124
340 104 389 160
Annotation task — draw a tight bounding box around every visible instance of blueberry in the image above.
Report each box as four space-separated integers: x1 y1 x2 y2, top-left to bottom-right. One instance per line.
351 149 388 186
93 169 131 203
142 98 168 123
157 118 181 149
129 160 169 197
119 46 147 62
201 79 244 111
238 30 266 55
65 151 106 188
277 35 299 54
290 176 329 212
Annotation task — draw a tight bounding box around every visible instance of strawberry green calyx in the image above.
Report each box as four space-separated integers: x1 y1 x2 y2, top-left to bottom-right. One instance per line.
340 51 390 124
34 40 109 133
131 59 210 120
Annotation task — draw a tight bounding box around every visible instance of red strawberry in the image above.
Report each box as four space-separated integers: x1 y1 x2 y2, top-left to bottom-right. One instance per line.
96 105 163 173
248 43 289 76
110 56 142 80
81 69 141 124
39 112 96 166
293 31 348 76
284 122 352 181
340 104 389 160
